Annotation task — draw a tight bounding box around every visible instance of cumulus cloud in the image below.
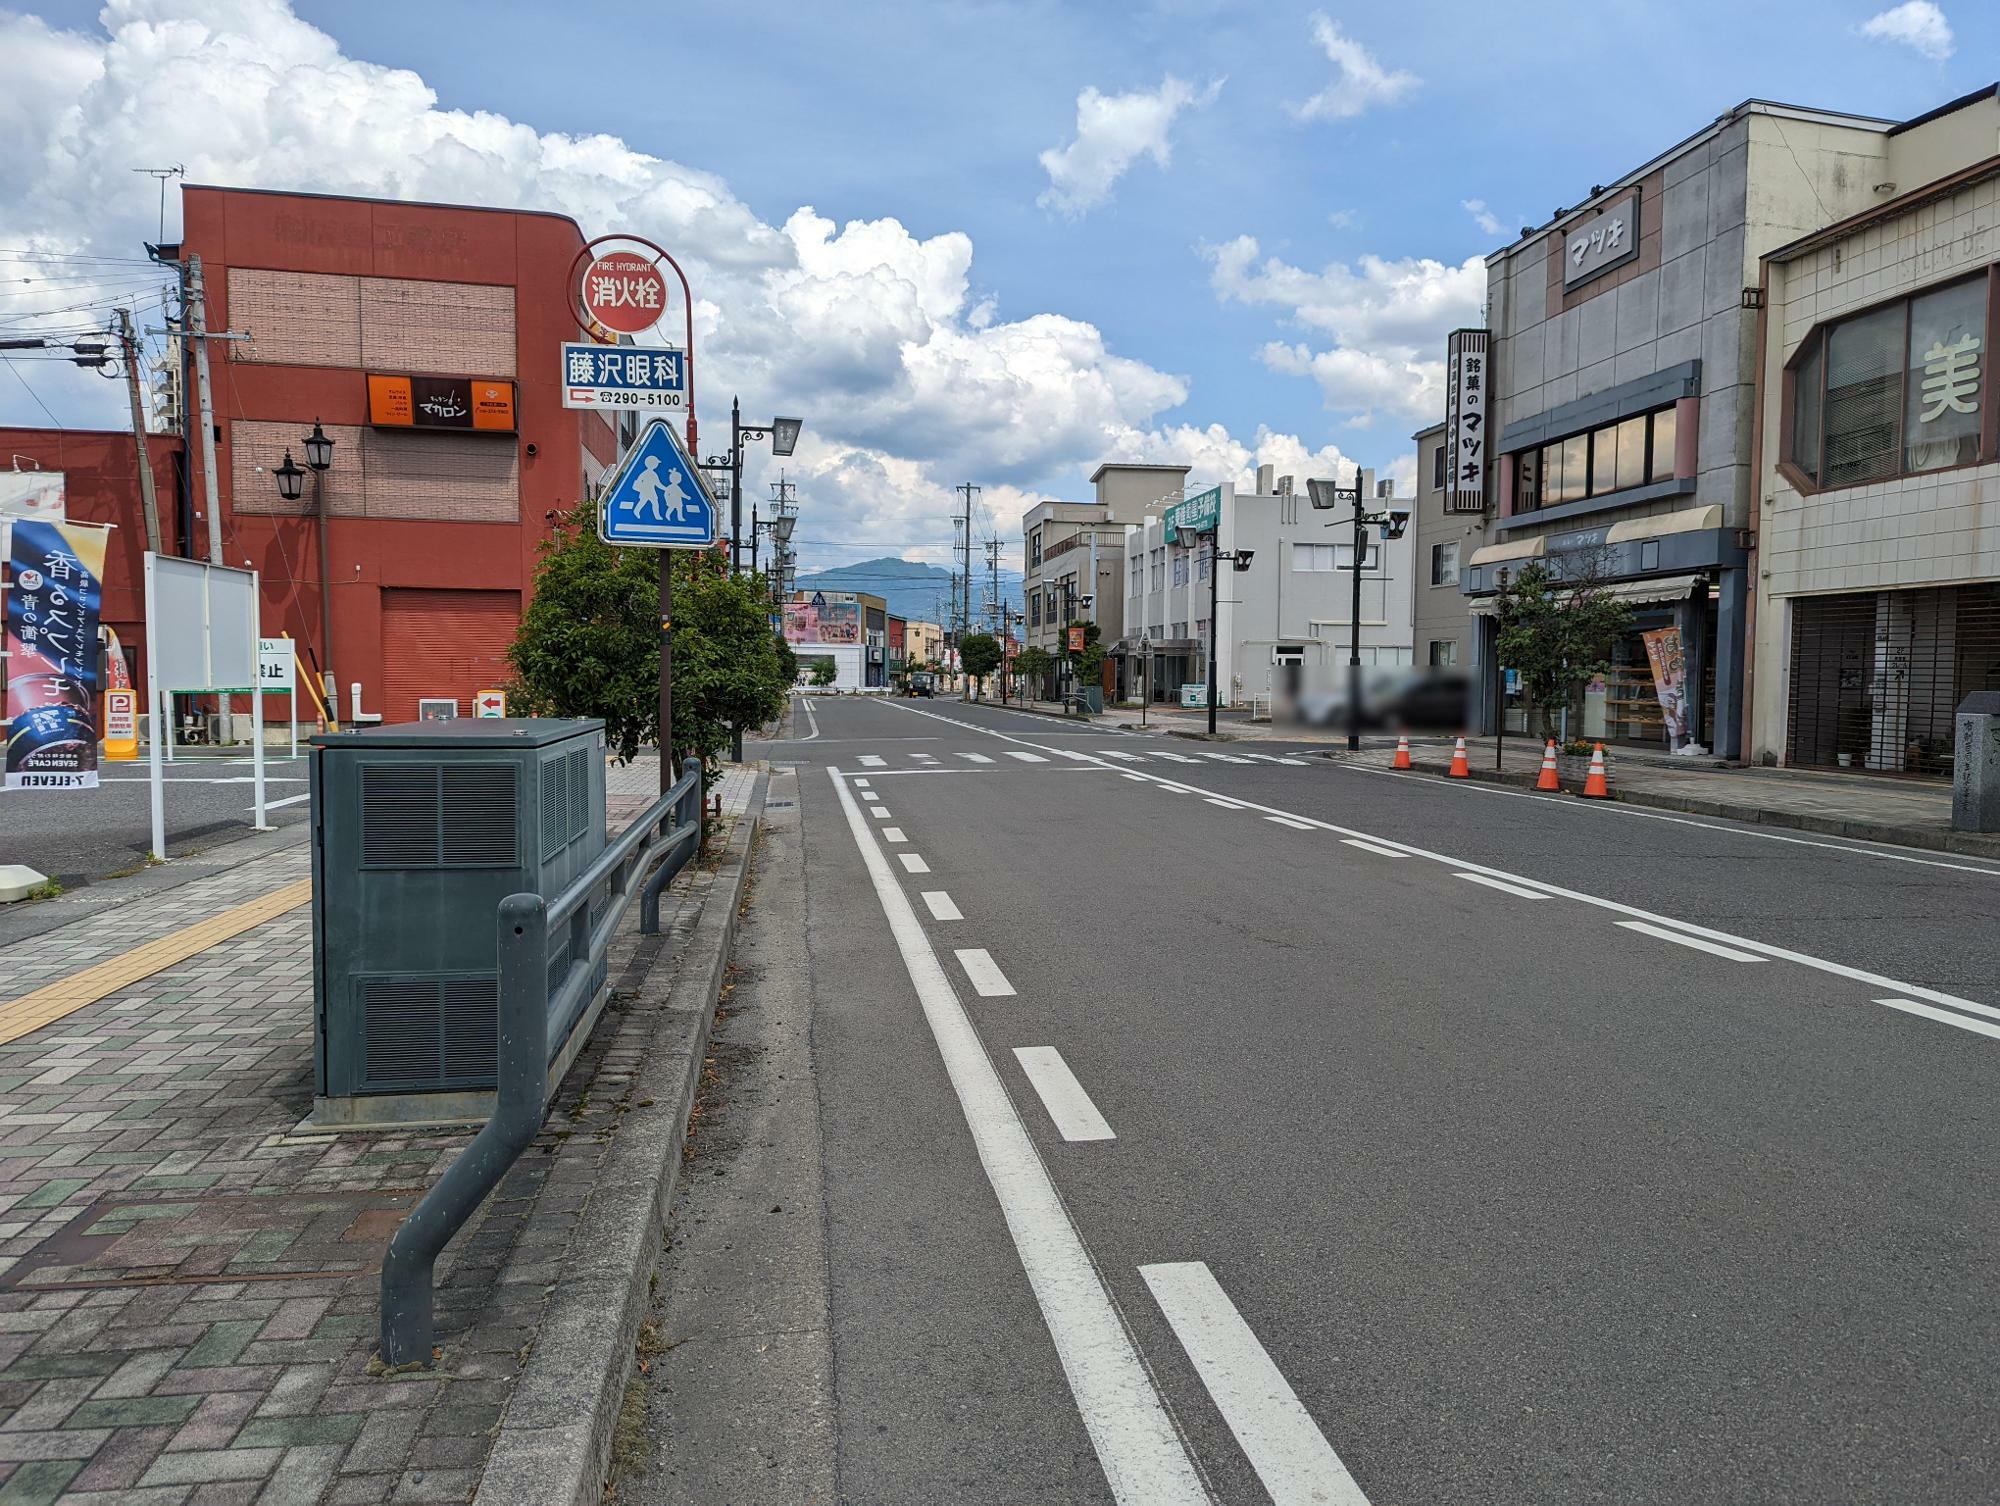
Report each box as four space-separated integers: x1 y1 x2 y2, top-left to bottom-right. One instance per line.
0 2 1384 567
1037 75 1223 216
1204 235 1484 426
1859 1 1954 59
1290 14 1417 122
1461 198 1504 236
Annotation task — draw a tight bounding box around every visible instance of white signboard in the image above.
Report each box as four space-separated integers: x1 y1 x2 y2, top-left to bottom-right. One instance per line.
561 342 686 410
0 472 64 522
1563 189 1641 290
258 637 295 694
475 690 506 718
1443 328 1490 514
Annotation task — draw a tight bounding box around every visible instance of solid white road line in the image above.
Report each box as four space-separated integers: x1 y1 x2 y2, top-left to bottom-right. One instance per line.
877 699 2000 1035
857 755 886 767
898 853 931 874
872 807 892 820
1341 839 1406 858
1877 998 2000 1042
1013 1047 1115 1142
797 695 823 741
829 773 1207 1504
958 752 996 763
1097 750 1142 761
1140 1261 1370 1506
1205 798 1244 810
922 890 963 921
884 828 907 843
955 948 1018 997
1265 816 1316 831
256 793 312 811
1153 751 1200 763
1616 920 1765 962
1455 872 1548 900
1004 751 1049 763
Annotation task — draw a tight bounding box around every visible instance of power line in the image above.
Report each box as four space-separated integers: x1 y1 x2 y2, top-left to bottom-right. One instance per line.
2 356 66 434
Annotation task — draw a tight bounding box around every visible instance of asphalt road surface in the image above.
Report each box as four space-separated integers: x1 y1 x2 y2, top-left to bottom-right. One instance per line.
0 750 311 887
648 691 2000 1505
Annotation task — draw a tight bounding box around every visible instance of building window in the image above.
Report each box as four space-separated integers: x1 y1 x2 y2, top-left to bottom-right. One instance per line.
1430 541 1459 587
1514 404 1679 512
1336 541 1379 571
1197 547 1210 581
1172 550 1188 586
1428 639 1459 667
1432 444 1447 490
1151 549 1165 590
1788 275 1986 488
1029 529 1042 568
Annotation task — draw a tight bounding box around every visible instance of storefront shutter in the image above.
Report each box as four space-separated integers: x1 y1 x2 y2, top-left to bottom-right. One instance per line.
379 588 521 723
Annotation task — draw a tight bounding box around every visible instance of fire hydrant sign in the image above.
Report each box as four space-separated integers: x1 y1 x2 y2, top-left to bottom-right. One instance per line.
560 343 685 410
581 252 666 335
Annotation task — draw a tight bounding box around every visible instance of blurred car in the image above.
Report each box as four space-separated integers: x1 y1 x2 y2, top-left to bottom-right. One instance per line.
1296 667 1469 732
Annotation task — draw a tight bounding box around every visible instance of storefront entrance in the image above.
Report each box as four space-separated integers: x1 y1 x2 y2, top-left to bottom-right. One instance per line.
1786 584 2000 777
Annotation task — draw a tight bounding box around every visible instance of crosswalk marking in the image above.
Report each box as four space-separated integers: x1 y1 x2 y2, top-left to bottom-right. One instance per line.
1152 751 1200 763
1004 751 1048 763
912 753 939 763
1096 750 1142 761
838 747 1317 770
956 752 995 764
857 755 886 767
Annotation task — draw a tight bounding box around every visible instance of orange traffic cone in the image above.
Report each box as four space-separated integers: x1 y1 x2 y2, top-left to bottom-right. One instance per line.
1391 733 1412 770
1580 742 1612 799
1536 739 1560 791
1447 736 1471 778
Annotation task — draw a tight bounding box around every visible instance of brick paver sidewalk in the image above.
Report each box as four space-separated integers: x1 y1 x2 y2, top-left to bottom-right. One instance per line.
0 753 754 1504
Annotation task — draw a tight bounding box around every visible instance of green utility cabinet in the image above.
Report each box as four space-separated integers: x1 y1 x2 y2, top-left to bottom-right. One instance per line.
309 718 606 1122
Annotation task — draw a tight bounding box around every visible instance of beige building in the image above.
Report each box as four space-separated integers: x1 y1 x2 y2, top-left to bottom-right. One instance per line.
1750 85 2000 776
1411 421 1487 670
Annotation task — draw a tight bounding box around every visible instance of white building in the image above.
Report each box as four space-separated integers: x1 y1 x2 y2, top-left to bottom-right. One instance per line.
1117 466 1414 706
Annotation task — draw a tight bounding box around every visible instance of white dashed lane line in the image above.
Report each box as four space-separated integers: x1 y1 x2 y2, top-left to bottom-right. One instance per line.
898 853 930 874
954 948 1017 998
922 891 963 921
1616 920 1765 962
1013 1047 1115 1142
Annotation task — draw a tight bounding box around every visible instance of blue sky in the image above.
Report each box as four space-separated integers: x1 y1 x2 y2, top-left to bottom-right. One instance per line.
2 1 1993 569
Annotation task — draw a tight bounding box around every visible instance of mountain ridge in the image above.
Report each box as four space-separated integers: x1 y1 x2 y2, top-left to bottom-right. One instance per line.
793 556 1025 629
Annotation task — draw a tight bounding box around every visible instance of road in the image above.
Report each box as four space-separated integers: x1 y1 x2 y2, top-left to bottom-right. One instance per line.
641 691 2000 1505
0 751 311 887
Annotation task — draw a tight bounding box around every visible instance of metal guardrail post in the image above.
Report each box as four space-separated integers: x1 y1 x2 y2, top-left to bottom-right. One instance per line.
641 758 705 935
379 893 548 1368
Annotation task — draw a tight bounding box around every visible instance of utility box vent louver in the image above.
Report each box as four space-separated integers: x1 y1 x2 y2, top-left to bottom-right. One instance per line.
312 717 607 1110
361 763 520 869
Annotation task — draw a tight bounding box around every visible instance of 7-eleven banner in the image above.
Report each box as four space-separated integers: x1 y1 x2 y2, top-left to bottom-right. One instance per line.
4 519 111 791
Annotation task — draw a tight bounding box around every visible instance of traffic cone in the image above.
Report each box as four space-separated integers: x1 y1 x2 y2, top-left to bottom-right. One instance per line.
1536 739 1561 791
1447 736 1471 778
1580 743 1612 799
1391 733 1413 770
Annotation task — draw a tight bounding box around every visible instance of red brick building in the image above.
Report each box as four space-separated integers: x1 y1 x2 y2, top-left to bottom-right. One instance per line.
8 184 620 726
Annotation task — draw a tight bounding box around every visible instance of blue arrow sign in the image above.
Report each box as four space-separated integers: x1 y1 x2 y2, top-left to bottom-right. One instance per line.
597 418 718 550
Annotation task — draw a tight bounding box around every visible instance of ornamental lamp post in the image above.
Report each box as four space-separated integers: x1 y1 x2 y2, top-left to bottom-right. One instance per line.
1203 540 1255 736
273 418 340 728
1308 470 1412 752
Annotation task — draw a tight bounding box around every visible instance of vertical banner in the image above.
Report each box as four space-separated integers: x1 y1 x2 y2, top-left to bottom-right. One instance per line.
1444 328 1490 513
1641 627 1689 747
5 520 111 789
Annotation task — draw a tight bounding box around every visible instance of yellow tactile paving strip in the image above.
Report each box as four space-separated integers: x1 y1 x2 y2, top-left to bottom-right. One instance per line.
0 877 313 1047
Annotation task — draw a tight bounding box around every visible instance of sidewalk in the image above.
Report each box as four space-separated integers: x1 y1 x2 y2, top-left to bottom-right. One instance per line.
0 753 760 1504
1344 736 1999 859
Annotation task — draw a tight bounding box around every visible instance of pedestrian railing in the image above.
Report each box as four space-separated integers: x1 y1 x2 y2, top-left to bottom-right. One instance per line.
378 756 706 1368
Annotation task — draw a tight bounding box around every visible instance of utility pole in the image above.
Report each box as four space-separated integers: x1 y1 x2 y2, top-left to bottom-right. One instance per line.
113 308 162 555
956 482 979 700
183 255 225 567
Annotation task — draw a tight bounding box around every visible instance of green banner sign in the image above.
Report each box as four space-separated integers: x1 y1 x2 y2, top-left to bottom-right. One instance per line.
1163 485 1222 542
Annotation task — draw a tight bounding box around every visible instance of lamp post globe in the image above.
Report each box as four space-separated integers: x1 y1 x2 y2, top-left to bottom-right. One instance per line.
273 450 305 502
303 419 334 473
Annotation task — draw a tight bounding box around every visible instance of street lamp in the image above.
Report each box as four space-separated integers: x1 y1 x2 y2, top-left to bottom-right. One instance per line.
706 399 806 577
273 418 340 727
1308 471 1413 751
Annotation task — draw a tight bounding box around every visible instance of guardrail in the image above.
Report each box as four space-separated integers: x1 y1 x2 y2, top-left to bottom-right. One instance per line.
378 756 706 1368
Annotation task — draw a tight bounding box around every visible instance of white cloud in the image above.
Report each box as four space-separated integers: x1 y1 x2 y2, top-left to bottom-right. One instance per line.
1204 235 1484 427
1290 14 1417 122
1037 74 1223 216
1859 1 1954 60
1461 198 1504 236
0 2 1392 571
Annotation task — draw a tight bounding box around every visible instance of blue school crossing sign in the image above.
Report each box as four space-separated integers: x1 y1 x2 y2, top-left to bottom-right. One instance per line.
597 418 719 549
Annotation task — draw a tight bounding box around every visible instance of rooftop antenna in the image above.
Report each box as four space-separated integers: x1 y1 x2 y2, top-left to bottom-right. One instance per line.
132 165 185 244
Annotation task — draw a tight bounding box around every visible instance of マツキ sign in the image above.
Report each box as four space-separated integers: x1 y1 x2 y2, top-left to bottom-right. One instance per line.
581 252 667 335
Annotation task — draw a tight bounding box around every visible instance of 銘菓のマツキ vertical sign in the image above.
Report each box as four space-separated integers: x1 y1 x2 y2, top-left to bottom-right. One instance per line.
1444 328 1490 514
4 518 111 790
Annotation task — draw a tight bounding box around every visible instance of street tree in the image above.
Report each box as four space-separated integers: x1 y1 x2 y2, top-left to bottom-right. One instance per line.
810 659 838 688
959 632 1003 691
1494 556 1632 742
1012 645 1054 697
1059 618 1105 687
508 501 790 764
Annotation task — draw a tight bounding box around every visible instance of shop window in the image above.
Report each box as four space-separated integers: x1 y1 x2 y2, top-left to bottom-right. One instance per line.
1431 445 1447 490
1430 542 1459 586
1428 639 1459 667
1787 273 1987 488
1515 404 1679 513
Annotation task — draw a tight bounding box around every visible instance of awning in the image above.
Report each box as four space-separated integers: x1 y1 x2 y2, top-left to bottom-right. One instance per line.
1467 535 1546 567
1604 503 1723 543
1468 571 1706 615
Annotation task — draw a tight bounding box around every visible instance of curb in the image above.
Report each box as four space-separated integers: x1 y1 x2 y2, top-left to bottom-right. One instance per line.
1341 753 2000 859
473 779 766 1506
